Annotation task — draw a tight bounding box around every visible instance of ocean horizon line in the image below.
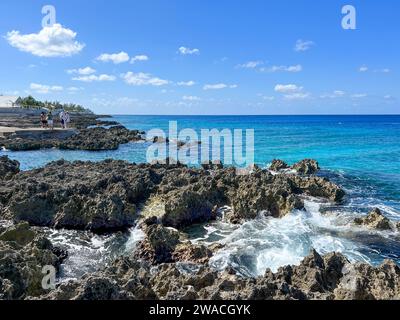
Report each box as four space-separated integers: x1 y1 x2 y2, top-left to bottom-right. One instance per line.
106 113 400 117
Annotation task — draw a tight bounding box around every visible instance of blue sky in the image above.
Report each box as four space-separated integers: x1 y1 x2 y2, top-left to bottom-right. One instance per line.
0 0 399 115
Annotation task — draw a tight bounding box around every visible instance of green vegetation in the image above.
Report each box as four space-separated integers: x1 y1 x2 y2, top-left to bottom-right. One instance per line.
16 96 92 113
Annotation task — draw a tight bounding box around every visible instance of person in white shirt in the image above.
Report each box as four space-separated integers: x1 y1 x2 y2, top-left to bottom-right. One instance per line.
64 112 71 129
59 110 65 129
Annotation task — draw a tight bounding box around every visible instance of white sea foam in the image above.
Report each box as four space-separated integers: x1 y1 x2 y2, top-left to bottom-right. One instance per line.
43 228 128 281
194 198 395 276
125 225 145 252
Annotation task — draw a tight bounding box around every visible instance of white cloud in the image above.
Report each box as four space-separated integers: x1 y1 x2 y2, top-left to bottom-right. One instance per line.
294 39 314 52
72 74 116 82
320 90 346 98
30 83 63 94
67 66 96 75
92 96 139 108
351 93 367 99
96 51 129 64
261 64 302 73
360 66 390 73
178 46 200 55
177 81 196 86
182 95 201 101
67 86 83 92
262 96 275 101
384 95 396 102
130 55 149 63
204 83 227 90
375 68 390 73
334 90 346 96
284 93 310 100
274 84 310 100
237 61 263 69
121 72 169 86
203 83 237 90
6 24 84 57
274 84 303 93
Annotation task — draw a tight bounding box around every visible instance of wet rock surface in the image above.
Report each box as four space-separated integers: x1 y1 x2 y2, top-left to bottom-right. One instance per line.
292 159 320 175
37 249 400 300
269 159 320 175
354 208 393 231
0 156 399 300
269 159 289 171
134 223 214 264
0 157 345 232
0 222 67 300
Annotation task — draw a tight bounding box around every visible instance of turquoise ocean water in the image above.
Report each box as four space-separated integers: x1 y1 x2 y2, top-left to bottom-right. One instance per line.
2 115 400 277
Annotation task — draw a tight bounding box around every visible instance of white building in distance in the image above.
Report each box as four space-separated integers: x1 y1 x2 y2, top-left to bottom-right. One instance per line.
0 95 20 108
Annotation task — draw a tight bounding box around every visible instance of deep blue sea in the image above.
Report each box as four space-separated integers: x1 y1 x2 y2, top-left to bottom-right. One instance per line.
2 115 400 278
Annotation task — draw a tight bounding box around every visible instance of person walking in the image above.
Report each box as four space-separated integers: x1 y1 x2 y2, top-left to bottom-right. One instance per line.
47 111 54 130
40 112 48 128
59 110 65 129
64 112 71 129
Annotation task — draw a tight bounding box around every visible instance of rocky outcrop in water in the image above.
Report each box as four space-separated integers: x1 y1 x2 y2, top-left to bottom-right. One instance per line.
58 126 143 151
269 159 320 175
37 249 400 300
0 126 144 152
134 223 215 264
269 159 289 171
226 171 344 222
0 156 20 180
0 157 345 232
0 222 67 300
292 159 320 175
354 208 394 231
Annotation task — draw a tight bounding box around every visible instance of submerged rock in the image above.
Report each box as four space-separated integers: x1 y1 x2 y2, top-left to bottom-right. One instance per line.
354 208 392 231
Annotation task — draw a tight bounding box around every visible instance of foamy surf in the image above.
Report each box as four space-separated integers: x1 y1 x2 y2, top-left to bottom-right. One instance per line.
188 197 400 276
42 228 129 282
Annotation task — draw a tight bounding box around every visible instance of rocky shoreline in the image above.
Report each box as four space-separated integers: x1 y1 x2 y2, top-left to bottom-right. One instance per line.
0 112 118 130
0 157 345 232
1 155 400 300
0 110 145 152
